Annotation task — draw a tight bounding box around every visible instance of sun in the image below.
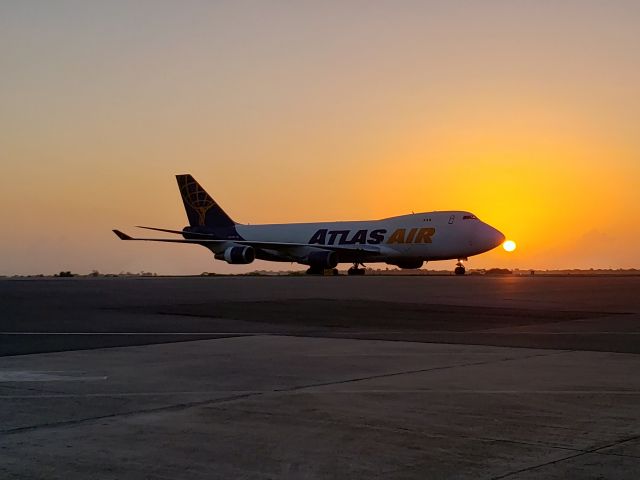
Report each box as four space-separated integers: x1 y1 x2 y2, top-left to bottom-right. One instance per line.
503 240 517 252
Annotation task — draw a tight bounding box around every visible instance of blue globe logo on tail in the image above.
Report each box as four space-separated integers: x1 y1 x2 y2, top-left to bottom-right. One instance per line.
176 174 236 229
177 175 215 226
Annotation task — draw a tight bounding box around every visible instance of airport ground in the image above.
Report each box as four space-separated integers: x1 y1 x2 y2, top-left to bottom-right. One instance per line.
1 275 639 479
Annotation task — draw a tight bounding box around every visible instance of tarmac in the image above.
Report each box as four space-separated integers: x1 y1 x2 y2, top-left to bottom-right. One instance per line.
1 275 639 479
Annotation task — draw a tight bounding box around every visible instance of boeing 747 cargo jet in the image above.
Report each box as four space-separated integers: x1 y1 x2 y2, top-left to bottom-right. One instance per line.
113 174 506 275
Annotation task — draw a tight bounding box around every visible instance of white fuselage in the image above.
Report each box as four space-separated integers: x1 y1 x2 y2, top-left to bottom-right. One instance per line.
228 210 505 266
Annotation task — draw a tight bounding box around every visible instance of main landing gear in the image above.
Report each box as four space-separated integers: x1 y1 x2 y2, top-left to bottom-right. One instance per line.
347 262 366 276
306 266 339 275
454 259 466 276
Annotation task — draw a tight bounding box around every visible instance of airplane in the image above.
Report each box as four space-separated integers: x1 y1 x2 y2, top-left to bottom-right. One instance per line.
113 174 506 275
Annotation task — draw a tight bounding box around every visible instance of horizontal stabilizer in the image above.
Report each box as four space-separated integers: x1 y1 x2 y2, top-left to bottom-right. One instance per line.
136 225 219 238
113 229 133 240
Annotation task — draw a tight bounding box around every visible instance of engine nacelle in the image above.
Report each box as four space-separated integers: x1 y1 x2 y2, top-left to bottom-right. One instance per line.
307 250 338 269
387 259 424 269
214 246 255 264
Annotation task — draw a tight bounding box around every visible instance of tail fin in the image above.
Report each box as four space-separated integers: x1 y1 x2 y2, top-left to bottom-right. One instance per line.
176 174 236 228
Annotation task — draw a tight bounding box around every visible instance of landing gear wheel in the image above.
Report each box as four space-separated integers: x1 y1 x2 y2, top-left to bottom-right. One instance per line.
454 259 466 275
347 263 366 276
306 266 324 275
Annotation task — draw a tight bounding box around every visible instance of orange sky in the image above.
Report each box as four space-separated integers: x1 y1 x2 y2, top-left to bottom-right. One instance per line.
1 1 639 275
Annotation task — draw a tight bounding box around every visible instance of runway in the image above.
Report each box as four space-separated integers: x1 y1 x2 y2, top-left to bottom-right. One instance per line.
1 276 639 479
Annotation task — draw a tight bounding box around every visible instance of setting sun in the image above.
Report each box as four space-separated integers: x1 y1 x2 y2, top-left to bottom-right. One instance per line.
503 240 517 252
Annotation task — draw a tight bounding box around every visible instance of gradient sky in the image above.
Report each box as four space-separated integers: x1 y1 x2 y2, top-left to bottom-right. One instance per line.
1 0 639 275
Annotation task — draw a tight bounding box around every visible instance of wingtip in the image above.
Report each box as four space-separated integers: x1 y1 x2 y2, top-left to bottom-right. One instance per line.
113 229 133 240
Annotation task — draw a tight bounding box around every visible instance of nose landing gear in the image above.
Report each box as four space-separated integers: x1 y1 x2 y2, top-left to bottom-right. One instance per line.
454 259 466 275
347 262 366 276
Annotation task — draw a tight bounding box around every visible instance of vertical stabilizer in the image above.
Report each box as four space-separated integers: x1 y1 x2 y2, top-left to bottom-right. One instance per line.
176 174 236 228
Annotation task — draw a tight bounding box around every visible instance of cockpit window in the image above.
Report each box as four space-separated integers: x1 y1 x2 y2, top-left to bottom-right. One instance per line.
463 215 478 220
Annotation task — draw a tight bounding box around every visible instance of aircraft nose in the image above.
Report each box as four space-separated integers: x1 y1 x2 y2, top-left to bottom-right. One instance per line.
492 227 506 248
480 223 506 250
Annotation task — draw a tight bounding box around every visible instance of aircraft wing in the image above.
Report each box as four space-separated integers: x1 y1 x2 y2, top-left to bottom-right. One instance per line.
112 229 381 255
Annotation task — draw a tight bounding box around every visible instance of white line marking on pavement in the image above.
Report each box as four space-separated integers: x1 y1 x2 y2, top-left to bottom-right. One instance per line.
0 371 107 382
1 390 639 398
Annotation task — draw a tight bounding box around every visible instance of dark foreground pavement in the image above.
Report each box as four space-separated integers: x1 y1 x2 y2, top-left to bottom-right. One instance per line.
1 276 639 479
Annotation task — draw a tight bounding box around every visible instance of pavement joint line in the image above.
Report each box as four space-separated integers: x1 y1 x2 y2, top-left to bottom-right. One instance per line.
272 350 572 393
5 391 637 465
313 331 640 335
0 392 264 436
207 404 640 459
4 389 640 398
211 405 595 455
489 451 595 479
270 389 640 394
489 432 640 479
296 332 640 354
0 332 264 335
591 451 640 460
0 382 68 395
5 331 640 335
0 350 570 436
0 333 582 360
4 331 640 336
590 432 640 454
0 334 260 358
456 331 640 335
4 332 640 358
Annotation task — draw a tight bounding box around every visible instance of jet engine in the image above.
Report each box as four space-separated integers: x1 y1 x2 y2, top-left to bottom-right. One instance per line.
214 245 255 264
307 250 338 269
